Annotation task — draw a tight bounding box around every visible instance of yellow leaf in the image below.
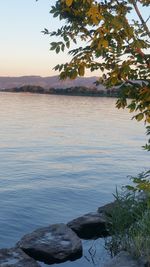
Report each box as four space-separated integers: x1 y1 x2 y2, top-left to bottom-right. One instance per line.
87 6 103 24
102 39 108 48
146 115 150 123
98 39 108 49
78 65 85 76
66 0 73 7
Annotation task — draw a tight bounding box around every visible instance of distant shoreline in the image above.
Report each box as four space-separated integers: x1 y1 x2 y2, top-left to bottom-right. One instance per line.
0 85 120 97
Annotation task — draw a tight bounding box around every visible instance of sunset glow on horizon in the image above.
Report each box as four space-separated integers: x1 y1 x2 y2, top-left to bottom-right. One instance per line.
0 0 150 77
0 0 70 77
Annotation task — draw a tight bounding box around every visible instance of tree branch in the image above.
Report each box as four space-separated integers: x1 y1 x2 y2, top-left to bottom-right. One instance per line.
132 1 150 39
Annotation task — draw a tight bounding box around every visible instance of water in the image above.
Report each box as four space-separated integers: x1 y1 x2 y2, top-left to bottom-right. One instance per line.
0 92 149 266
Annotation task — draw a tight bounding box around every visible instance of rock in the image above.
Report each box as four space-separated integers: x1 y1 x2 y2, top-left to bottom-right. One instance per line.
0 247 41 267
97 201 117 214
102 251 144 267
67 212 110 239
67 201 117 239
17 223 82 264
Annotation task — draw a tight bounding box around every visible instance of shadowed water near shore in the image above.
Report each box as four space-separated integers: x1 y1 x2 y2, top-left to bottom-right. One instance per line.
0 92 149 266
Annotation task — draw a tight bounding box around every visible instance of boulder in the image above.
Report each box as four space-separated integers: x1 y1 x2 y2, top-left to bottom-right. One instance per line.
67 212 110 239
97 201 117 214
0 247 41 267
103 251 144 267
17 223 82 264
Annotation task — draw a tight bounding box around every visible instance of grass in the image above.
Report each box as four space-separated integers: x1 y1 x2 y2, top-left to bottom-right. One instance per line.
105 171 150 265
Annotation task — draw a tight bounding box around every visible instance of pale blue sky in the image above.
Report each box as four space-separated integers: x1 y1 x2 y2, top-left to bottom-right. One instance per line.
0 1 149 77
0 0 69 76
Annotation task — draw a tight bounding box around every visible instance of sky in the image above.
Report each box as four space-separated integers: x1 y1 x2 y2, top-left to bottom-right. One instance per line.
0 0 150 77
0 0 67 77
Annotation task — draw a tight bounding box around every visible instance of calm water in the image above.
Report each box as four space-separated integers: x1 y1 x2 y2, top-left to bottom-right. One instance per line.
0 92 149 266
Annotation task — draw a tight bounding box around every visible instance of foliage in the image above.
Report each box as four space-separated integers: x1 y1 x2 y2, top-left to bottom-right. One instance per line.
38 2 150 261
126 170 150 193
41 2 150 262
43 0 150 124
143 125 150 151
128 209 150 263
105 171 150 263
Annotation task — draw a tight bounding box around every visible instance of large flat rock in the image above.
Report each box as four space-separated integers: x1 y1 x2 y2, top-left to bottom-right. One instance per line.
0 247 41 267
17 223 82 264
67 212 110 239
103 251 144 267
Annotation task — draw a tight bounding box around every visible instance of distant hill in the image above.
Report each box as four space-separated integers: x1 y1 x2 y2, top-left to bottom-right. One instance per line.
0 75 105 90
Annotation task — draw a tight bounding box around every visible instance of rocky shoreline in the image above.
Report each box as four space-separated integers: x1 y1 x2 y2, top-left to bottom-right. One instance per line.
0 85 120 97
0 201 144 267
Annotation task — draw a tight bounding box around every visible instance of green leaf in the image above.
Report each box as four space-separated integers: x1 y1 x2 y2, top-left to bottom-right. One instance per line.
61 44 65 52
135 113 144 121
66 41 70 48
56 46 60 53
70 70 78 79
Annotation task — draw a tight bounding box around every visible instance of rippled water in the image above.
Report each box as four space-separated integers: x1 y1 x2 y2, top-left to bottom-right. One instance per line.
0 92 149 266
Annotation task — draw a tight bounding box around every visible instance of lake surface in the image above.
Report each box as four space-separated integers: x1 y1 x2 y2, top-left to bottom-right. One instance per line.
0 92 149 266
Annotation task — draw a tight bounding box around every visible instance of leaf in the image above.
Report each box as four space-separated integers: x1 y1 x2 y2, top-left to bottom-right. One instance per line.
135 113 144 121
126 185 135 191
146 115 150 123
64 35 69 42
66 0 73 7
50 43 57 50
66 41 70 48
61 43 65 52
56 46 60 54
54 64 60 71
78 65 85 76
87 5 103 24
70 70 78 79
128 102 136 112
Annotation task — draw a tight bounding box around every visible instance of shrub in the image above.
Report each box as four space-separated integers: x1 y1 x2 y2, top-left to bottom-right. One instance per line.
105 171 150 264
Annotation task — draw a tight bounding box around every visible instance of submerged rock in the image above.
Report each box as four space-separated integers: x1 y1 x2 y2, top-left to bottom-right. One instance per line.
17 223 82 264
0 247 41 267
103 251 144 267
67 212 110 239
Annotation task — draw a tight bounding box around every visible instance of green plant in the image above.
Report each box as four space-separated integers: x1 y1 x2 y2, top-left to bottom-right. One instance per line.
105 171 150 264
39 0 150 149
126 170 150 196
41 0 150 125
128 209 150 262
143 126 150 151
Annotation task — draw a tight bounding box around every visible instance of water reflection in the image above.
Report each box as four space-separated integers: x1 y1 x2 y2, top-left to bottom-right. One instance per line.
0 92 149 266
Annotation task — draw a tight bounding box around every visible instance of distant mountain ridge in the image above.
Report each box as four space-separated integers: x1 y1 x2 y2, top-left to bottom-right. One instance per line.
0 75 105 90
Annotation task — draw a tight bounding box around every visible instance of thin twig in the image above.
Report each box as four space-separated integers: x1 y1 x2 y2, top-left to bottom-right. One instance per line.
145 15 150 24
